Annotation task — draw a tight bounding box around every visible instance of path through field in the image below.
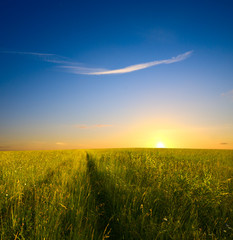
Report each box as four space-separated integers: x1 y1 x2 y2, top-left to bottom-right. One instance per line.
86 153 122 239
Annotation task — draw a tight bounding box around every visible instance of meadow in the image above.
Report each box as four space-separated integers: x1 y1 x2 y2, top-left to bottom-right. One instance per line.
0 148 233 239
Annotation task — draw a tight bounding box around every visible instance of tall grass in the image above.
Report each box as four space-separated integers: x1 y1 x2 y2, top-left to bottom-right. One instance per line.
1 149 233 239
0 150 98 239
86 149 233 239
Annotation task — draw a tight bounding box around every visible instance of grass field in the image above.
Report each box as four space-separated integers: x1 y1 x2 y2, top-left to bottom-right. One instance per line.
0 149 233 239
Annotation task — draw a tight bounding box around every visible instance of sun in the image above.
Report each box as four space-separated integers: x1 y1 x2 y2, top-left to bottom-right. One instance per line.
156 142 165 148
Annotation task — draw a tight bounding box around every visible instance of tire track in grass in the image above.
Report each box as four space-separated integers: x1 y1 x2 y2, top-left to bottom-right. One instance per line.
86 153 122 240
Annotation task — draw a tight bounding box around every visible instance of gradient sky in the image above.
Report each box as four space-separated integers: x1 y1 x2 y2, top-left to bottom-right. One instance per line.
0 0 233 150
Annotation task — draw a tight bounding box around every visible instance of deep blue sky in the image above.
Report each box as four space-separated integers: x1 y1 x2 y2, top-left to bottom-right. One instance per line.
1 0 233 150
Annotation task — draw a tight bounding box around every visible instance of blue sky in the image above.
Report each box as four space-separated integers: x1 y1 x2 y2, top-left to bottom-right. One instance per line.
0 0 233 150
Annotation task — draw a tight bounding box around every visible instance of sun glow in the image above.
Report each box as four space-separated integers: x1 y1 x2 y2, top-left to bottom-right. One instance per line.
156 142 165 148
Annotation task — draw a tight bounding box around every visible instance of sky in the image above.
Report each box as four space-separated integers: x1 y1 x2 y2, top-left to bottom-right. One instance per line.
0 0 233 150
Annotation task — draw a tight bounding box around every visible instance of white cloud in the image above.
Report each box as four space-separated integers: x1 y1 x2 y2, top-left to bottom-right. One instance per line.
61 51 193 75
1 50 72 64
85 51 193 75
2 50 193 75
2 50 55 56
61 65 107 75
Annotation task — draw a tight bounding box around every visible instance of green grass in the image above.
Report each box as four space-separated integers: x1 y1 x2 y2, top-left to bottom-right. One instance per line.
1 148 233 239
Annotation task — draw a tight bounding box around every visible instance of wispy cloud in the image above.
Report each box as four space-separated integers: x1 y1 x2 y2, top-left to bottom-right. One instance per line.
221 89 233 100
61 65 107 75
2 50 193 75
220 142 228 145
1 50 73 64
74 124 112 129
2 50 56 57
62 51 193 75
88 51 193 75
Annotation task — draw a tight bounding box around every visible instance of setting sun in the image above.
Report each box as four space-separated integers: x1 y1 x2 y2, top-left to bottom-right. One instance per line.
156 142 165 148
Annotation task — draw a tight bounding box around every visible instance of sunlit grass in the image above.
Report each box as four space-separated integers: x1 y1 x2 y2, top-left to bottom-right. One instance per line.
0 150 98 239
1 148 233 239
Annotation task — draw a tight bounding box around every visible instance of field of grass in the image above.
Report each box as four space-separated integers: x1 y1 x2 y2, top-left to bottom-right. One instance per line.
0 148 233 239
